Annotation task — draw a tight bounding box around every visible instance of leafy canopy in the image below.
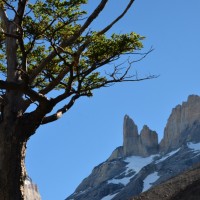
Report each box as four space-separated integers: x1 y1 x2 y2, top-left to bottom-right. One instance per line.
0 0 152 124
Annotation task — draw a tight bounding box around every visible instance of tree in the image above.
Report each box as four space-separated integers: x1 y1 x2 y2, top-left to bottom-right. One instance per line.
0 0 153 199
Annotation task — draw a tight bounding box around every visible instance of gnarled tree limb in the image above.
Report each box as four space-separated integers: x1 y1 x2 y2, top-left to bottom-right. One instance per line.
41 94 81 124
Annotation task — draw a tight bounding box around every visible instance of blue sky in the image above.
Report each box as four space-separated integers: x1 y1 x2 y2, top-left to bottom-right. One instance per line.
25 0 200 199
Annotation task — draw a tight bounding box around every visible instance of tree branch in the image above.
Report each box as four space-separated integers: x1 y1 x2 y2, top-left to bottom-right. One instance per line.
29 0 109 83
1 0 18 17
0 30 19 39
41 72 155 126
58 0 135 70
0 4 9 28
0 80 49 103
39 41 72 95
39 67 69 95
41 94 81 124
99 0 135 34
14 0 28 25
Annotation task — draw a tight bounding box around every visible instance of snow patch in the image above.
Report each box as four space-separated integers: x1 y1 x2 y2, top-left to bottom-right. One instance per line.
125 155 156 174
188 142 200 151
156 148 180 163
108 176 130 186
142 172 160 192
107 155 157 186
101 193 118 200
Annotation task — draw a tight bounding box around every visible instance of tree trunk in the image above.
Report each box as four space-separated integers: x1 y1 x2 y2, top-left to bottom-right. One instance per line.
0 21 27 200
0 124 27 200
0 17 53 200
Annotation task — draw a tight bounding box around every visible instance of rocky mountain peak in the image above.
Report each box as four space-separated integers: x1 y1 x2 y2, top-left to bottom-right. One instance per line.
109 115 159 160
66 95 200 200
160 94 200 153
110 95 200 159
123 115 139 156
123 116 159 157
140 125 158 155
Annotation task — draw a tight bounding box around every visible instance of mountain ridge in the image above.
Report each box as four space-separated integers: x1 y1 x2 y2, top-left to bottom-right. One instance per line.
66 94 200 200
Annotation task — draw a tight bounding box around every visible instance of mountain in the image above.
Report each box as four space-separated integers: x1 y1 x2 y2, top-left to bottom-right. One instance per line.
24 177 41 200
132 163 200 200
66 95 200 200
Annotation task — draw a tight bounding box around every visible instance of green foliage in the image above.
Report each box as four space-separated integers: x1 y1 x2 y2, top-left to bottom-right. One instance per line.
0 0 145 97
85 32 144 64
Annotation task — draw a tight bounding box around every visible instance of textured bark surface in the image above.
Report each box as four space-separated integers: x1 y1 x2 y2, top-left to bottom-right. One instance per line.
0 129 27 200
0 21 28 200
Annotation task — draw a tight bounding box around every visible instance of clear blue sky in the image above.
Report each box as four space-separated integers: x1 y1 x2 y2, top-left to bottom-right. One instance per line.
25 0 200 199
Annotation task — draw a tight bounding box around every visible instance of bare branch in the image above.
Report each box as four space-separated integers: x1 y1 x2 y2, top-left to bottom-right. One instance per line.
99 0 135 34
91 74 157 90
1 0 18 18
127 47 154 64
51 90 72 105
41 94 81 124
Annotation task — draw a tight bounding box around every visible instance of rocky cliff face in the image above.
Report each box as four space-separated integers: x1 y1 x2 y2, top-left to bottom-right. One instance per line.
24 178 41 200
109 115 158 160
123 115 139 156
66 95 200 200
160 95 200 152
140 125 158 155
123 115 158 157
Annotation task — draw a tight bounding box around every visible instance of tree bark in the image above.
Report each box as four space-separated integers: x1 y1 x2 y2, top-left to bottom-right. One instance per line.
0 125 27 200
0 21 27 200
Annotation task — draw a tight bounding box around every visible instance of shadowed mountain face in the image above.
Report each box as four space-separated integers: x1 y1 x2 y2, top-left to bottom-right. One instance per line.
66 95 200 200
132 164 200 200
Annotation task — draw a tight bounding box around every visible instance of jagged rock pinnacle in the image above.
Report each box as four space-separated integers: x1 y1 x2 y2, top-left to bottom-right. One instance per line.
123 115 139 156
140 125 159 156
109 115 159 160
109 95 200 160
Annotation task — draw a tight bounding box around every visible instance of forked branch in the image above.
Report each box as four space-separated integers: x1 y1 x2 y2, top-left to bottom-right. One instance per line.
0 80 49 103
41 94 81 124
